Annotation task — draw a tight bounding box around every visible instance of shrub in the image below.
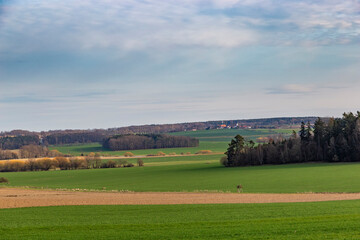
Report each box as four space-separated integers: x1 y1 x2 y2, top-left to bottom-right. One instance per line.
48 150 63 157
220 156 228 166
101 160 117 168
196 150 212 154
7 161 26 172
0 160 26 172
124 152 134 157
55 157 71 170
117 159 128 167
0 150 19 160
137 159 144 167
88 152 95 157
0 177 9 183
124 163 134 168
26 159 37 171
37 158 54 171
157 151 166 156
69 157 86 170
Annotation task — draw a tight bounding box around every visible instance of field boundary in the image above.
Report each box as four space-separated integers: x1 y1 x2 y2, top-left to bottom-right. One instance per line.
2 188 360 209
0 152 224 163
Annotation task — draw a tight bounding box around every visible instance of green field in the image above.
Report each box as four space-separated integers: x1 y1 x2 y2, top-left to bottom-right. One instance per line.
49 141 228 156
1 201 360 239
117 154 224 166
169 128 296 142
3 161 360 193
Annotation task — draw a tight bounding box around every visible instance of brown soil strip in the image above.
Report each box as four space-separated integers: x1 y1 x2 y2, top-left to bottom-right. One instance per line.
2 188 360 209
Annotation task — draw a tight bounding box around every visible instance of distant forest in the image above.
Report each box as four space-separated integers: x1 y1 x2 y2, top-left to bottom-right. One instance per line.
222 112 360 167
0 135 39 150
103 134 199 151
0 117 316 149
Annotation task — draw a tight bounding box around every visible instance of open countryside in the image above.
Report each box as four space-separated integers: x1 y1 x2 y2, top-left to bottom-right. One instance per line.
2 0 360 239
2 117 360 239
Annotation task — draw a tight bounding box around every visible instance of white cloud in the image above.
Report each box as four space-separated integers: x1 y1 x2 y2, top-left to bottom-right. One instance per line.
2 0 358 56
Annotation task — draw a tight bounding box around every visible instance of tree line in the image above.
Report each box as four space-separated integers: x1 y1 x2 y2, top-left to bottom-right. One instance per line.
43 132 105 145
1 117 316 148
103 134 199 151
222 112 360 167
0 135 40 150
0 145 62 160
0 156 139 173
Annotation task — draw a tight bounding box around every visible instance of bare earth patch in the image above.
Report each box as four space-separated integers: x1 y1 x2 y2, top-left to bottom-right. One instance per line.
1 188 360 209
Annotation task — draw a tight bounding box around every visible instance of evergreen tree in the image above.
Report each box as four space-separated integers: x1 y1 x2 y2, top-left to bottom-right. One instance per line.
225 135 245 167
299 122 306 141
306 121 312 140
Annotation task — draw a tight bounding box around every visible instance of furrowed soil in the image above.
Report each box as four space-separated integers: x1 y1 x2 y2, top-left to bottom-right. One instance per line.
2 188 360 209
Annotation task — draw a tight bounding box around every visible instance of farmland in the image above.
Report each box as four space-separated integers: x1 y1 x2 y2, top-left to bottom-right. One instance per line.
3 161 360 193
1 201 360 239
49 141 228 156
49 128 295 156
3 127 360 239
169 128 295 142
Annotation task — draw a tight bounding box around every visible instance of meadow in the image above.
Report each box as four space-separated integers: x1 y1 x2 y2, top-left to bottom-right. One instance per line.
49 141 228 156
1 201 360 239
3 161 360 193
169 128 295 142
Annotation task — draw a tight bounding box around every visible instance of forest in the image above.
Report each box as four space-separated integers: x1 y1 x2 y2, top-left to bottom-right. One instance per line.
103 134 199 151
43 132 105 145
222 112 360 167
0 135 39 150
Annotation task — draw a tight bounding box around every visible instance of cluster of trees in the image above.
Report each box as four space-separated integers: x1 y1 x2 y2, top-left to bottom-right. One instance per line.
43 132 106 145
103 134 199 151
0 145 62 160
0 156 136 172
0 135 39 150
0 150 19 160
222 112 360 167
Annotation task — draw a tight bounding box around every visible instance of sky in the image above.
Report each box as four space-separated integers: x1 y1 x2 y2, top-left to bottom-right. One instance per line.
0 0 360 131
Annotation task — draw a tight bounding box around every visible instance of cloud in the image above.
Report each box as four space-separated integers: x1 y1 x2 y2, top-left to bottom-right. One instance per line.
1 0 359 58
0 96 50 103
266 82 350 95
266 84 314 95
1 0 360 131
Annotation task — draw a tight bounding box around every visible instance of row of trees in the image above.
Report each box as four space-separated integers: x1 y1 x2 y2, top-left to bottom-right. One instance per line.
0 157 137 172
222 112 360 167
103 134 199 151
0 145 62 160
43 132 106 145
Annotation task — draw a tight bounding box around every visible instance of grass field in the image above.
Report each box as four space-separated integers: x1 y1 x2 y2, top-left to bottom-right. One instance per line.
49 141 228 156
3 161 360 193
169 128 296 142
118 154 224 166
1 201 360 239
